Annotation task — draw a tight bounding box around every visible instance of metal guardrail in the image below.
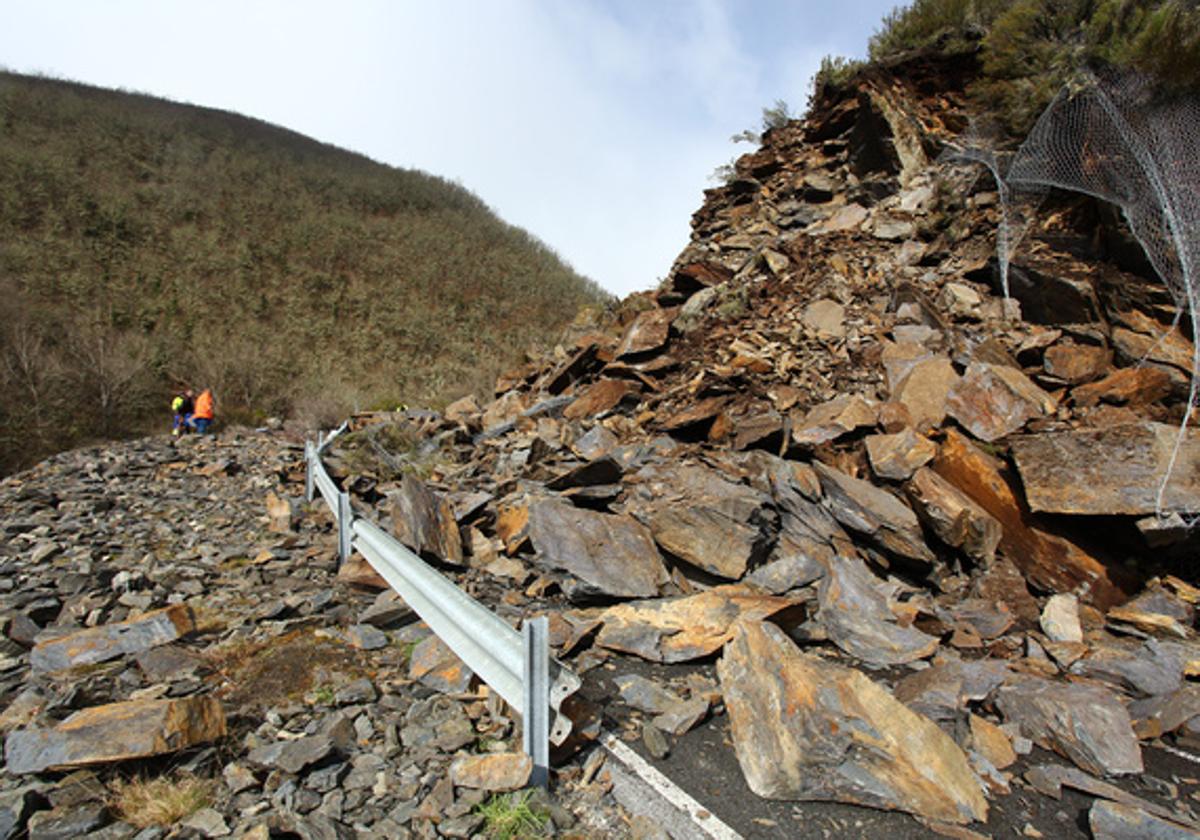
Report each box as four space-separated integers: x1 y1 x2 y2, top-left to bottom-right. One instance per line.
305 428 580 785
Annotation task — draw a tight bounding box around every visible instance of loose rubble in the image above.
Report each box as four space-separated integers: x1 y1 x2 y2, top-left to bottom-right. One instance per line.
3 44 1200 840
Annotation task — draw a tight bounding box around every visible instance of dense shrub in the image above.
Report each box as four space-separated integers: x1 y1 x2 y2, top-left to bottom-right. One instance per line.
864 0 1200 132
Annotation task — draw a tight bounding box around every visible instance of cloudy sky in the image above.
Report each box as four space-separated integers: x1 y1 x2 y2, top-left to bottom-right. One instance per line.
0 1 897 296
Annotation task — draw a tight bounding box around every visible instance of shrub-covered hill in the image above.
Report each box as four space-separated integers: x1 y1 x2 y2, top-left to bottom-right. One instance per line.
0 71 610 474
816 0 1200 134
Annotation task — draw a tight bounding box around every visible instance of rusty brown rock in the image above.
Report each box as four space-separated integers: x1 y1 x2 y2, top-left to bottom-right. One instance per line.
527 498 669 599
494 501 530 555
595 586 799 663
5 696 226 774
866 429 937 480
1073 366 1173 408
945 362 1056 443
813 462 935 565
336 556 389 590
932 429 1127 609
616 308 674 358
389 474 464 564
905 467 1001 565
31 604 195 673
1043 342 1111 384
660 396 729 432
449 752 533 792
409 635 474 694
732 410 784 451
717 620 988 824
265 492 293 533
818 556 939 666
968 714 1016 770
892 357 958 431
790 395 878 447
1010 423 1200 516
995 676 1142 776
563 379 633 420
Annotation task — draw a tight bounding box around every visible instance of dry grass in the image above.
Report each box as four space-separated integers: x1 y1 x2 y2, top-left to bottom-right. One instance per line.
108 773 217 828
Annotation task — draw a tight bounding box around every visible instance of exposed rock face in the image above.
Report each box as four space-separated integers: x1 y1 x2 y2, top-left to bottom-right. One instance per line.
717 620 988 824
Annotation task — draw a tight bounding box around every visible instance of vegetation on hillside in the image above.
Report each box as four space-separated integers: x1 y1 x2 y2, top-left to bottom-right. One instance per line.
814 0 1200 132
0 72 609 474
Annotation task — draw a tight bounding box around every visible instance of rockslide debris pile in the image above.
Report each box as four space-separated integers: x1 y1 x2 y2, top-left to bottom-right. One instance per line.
1 49 1199 840
319 51 1200 834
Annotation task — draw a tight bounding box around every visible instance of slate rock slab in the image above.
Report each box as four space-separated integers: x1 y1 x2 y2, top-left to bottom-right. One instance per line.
624 462 774 580
995 676 1143 776
1010 423 1200 516
717 619 988 824
1090 800 1200 840
814 463 934 565
595 585 800 663
5 695 226 774
389 474 464 564
817 556 939 666
905 467 1001 564
30 603 195 673
527 498 669 599
946 362 1056 442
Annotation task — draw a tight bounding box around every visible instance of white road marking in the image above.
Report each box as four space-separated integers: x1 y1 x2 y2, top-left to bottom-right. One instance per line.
1153 742 1200 767
601 730 744 840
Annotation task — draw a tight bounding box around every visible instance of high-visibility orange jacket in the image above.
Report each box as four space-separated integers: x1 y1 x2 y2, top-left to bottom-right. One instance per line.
193 390 214 420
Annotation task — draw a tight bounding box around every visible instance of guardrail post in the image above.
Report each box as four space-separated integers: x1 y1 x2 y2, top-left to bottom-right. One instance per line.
337 491 352 566
522 616 550 787
304 441 315 504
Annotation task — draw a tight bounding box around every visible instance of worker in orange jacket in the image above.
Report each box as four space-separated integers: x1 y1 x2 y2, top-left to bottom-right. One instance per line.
191 388 215 434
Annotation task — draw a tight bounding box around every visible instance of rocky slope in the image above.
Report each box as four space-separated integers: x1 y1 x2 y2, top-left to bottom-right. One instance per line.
2 48 1200 840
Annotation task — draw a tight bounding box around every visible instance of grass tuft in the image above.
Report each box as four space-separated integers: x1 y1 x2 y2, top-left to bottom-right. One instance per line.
108 773 217 828
475 790 550 840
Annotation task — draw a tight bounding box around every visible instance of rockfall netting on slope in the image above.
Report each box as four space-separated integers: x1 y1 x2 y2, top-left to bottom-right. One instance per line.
938 120 1046 303
1005 73 1200 523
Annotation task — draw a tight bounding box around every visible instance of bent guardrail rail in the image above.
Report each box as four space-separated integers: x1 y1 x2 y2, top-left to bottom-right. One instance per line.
304 428 579 785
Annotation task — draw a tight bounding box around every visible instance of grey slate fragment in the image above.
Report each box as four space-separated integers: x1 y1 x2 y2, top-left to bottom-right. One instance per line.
813 462 935 565
527 498 669 599
744 553 825 594
817 556 938 666
996 676 1143 776
247 734 335 775
1090 799 1200 839
1069 639 1184 698
30 604 194 672
27 803 108 840
615 674 682 716
0 785 40 840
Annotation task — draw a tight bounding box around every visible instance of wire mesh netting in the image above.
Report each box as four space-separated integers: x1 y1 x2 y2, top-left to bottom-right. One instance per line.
1005 72 1199 522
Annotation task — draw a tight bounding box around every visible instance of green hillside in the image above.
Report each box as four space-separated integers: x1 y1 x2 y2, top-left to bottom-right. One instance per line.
0 72 609 474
